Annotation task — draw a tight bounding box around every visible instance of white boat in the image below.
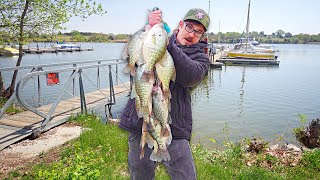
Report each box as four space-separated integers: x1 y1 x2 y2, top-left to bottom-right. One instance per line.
239 37 278 52
53 42 80 49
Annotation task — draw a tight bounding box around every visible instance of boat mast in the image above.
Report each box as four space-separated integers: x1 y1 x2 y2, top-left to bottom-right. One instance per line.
218 20 220 44
207 0 211 41
245 0 251 50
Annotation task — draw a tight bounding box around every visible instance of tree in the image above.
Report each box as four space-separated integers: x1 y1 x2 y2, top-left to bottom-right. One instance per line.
284 32 293 38
276 29 285 38
0 0 106 98
250 31 259 38
71 30 81 36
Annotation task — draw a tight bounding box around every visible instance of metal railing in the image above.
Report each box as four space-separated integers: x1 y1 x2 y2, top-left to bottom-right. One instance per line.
0 59 129 133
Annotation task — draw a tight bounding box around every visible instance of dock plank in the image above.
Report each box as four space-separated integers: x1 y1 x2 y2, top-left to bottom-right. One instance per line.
0 119 40 128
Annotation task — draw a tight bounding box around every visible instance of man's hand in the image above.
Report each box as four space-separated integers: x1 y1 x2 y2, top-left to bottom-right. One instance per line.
148 10 162 27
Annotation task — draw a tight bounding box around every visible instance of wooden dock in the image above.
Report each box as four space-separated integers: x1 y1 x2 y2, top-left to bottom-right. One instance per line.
22 47 93 54
209 49 223 68
0 82 130 151
216 58 280 66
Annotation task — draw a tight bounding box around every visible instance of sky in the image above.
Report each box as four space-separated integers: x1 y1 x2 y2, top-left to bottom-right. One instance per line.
64 0 320 35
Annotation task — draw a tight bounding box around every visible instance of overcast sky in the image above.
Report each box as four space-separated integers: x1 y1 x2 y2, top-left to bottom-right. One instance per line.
64 0 320 35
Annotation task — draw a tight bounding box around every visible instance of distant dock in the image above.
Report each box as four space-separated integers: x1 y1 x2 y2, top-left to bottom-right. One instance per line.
216 58 280 66
22 47 94 54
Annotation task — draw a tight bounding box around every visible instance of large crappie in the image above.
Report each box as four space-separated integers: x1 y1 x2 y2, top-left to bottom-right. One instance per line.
134 65 154 159
122 28 146 76
142 23 168 75
152 84 172 136
134 64 154 118
155 50 176 100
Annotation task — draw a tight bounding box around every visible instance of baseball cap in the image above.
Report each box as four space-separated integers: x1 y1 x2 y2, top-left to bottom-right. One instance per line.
183 8 210 31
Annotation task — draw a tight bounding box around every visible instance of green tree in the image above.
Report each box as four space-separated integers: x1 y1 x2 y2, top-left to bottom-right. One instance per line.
259 31 265 37
0 0 106 98
276 29 285 38
250 31 259 38
284 32 293 38
72 34 86 42
71 30 81 36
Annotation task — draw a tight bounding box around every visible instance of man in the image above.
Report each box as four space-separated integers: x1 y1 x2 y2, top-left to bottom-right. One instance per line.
119 8 210 180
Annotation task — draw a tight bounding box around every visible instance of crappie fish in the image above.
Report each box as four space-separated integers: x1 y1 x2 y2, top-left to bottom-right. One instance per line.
142 23 168 76
134 64 154 118
155 50 176 99
123 28 146 76
152 84 172 136
146 117 171 162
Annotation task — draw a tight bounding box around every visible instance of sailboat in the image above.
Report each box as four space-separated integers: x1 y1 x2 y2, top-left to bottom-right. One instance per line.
225 0 279 61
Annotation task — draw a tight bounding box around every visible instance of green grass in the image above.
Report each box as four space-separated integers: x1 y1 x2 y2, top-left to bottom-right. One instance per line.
3 113 320 179
0 97 24 115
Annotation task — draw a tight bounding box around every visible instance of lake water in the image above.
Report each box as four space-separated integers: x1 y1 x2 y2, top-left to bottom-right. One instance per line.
1 43 319 148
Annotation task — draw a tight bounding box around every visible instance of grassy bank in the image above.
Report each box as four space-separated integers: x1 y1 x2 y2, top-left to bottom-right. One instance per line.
0 98 24 115
3 113 320 179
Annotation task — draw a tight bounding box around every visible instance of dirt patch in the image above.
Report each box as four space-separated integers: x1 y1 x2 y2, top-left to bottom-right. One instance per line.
0 123 83 175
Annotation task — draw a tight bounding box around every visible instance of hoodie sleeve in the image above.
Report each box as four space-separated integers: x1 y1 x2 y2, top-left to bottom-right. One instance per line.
167 35 210 87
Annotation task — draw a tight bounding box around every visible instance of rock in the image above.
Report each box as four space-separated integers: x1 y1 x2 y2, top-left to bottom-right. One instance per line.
286 144 301 152
269 144 279 151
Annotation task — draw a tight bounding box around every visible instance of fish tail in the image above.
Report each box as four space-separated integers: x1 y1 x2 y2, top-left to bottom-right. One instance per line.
137 110 143 118
150 148 171 162
163 89 171 101
140 147 145 159
165 130 172 146
167 114 172 124
161 124 170 137
140 123 147 159
145 133 155 149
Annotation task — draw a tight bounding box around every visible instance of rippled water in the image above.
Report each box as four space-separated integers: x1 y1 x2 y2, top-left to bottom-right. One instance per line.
1 43 319 148
191 44 320 147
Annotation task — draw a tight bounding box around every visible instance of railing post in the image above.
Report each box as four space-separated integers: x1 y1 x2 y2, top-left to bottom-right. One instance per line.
73 64 76 96
78 69 87 114
36 67 43 107
97 61 101 90
108 65 115 105
105 65 116 119
116 61 119 85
